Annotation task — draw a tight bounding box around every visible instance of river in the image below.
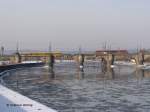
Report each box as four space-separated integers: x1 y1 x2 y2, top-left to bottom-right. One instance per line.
1 61 150 112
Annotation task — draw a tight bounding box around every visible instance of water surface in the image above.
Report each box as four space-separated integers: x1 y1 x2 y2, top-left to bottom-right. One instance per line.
1 62 150 112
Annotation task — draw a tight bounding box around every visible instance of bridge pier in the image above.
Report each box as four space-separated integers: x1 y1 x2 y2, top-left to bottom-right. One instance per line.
78 54 85 70
101 54 115 73
101 57 107 73
15 52 22 63
134 52 145 65
140 52 145 65
48 54 55 69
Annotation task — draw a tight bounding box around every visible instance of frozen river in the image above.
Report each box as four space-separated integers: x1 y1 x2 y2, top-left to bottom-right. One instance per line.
1 62 150 112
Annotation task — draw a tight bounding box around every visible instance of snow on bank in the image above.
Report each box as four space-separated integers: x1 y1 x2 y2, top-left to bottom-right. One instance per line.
0 84 57 112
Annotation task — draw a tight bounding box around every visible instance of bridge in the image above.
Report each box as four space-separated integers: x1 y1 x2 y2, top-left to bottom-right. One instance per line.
20 52 62 62
1 50 150 69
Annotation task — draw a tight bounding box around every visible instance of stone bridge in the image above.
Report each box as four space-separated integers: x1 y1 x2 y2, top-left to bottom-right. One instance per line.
5 50 150 67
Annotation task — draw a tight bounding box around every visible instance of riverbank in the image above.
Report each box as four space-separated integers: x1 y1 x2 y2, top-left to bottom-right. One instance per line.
0 85 56 112
0 63 57 112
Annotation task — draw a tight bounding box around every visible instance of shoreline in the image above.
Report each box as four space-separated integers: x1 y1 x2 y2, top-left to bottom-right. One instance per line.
0 63 57 112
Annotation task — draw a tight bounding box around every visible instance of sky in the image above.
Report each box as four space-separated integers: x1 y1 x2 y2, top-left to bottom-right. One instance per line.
0 0 150 51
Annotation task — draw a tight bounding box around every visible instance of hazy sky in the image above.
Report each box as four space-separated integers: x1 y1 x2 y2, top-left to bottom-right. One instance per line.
0 0 150 51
